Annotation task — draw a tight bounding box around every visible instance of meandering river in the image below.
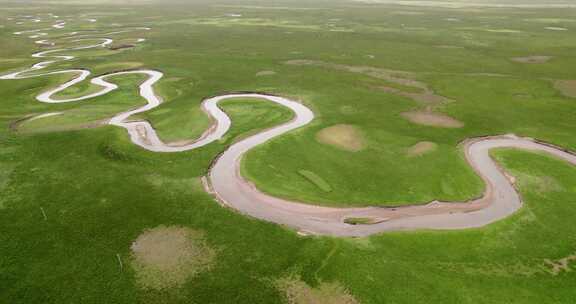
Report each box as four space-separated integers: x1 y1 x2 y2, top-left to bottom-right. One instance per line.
2 16 575 236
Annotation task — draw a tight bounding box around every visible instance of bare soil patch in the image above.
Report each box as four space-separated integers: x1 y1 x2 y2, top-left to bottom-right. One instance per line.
130 226 216 290
276 276 359 304
256 70 276 76
407 141 437 157
511 56 552 64
316 124 365 152
401 111 464 128
544 252 576 275
554 80 576 98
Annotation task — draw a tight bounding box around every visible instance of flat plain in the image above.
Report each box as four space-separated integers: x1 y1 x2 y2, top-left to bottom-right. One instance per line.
1 0 575 303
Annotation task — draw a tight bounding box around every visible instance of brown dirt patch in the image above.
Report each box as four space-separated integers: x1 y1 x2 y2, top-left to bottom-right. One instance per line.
130 226 216 290
407 141 438 157
511 56 552 64
316 124 365 152
276 276 359 304
256 70 277 76
544 252 576 275
401 111 464 128
554 80 576 98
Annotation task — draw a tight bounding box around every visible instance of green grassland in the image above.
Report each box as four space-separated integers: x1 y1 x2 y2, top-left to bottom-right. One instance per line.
1 0 576 303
